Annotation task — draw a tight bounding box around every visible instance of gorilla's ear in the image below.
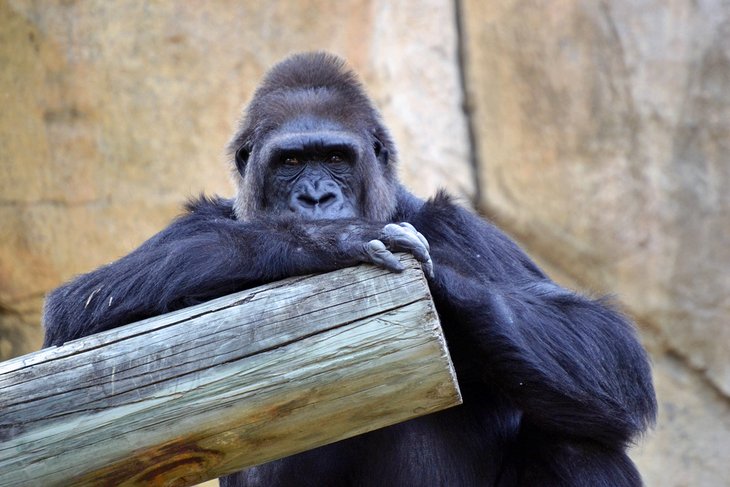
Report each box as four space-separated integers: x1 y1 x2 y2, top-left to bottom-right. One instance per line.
373 137 389 166
235 143 252 176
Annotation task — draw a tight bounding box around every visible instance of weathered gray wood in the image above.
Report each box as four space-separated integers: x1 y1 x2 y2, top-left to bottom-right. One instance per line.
0 255 461 487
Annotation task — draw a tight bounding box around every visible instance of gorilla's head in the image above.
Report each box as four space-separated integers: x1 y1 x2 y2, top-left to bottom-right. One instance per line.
228 52 399 222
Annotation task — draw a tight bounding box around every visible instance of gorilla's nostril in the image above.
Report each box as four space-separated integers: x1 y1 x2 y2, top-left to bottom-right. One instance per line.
298 194 318 207
318 193 336 205
298 192 336 207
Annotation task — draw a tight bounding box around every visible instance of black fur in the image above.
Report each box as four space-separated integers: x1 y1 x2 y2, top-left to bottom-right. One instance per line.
43 52 656 486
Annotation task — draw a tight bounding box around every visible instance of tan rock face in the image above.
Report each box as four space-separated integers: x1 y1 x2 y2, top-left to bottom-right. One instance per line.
632 340 730 486
0 0 470 358
462 1 730 484
463 0 730 395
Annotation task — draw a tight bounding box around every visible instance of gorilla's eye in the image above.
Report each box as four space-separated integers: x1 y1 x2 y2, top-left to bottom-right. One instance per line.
328 154 344 164
373 140 382 157
235 144 251 175
373 139 388 166
284 157 301 166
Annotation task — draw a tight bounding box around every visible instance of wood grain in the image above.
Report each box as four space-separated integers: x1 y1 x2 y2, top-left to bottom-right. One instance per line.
0 255 461 487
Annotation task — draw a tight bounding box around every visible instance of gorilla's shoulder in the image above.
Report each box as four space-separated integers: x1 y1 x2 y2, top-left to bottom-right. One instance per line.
184 195 237 220
422 190 462 217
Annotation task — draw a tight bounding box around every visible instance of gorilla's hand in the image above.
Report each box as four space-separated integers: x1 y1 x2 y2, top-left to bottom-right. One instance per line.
367 223 433 277
328 222 432 276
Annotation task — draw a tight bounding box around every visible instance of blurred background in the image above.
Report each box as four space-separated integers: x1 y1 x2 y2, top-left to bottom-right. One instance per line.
1 1 729 485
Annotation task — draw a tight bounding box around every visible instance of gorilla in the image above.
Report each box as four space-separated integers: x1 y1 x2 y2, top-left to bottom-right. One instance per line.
43 52 656 486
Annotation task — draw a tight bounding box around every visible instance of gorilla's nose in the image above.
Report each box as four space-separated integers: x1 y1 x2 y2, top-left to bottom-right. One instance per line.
290 180 351 219
296 190 337 209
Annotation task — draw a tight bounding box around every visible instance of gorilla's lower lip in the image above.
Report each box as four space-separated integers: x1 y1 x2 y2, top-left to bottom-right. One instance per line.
287 204 356 219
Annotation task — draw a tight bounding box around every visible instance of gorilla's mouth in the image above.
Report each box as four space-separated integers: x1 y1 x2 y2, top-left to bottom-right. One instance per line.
288 202 356 220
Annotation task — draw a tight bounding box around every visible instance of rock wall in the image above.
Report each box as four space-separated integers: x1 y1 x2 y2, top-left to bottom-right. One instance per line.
461 1 730 484
2 0 728 484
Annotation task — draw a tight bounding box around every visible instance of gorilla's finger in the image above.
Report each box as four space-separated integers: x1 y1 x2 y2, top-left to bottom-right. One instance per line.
393 236 430 263
382 224 431 264
365 239 405 273
382 223 420 248
422 258 435 279
416 231 430 252
398 222 430 251
399 222 417 232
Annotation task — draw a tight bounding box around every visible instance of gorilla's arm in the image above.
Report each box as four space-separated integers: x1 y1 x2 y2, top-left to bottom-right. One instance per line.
43 197 427 347
407 193 656 447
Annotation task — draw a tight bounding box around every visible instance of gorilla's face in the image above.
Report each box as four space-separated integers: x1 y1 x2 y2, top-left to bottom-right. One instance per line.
252 117 364 220
230 52 399 223
234 111 394 222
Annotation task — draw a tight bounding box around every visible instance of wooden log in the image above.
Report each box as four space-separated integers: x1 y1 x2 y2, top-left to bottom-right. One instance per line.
0 255 461 487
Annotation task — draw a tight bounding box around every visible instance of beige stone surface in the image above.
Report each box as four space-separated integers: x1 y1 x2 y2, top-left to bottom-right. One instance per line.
0 0 470 358
463 0 730 396
632 337 730 486
462 0 730 484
